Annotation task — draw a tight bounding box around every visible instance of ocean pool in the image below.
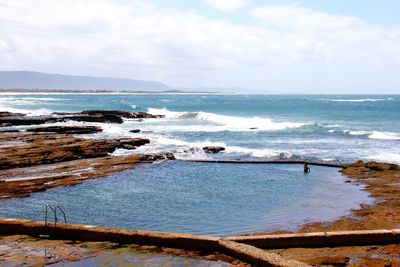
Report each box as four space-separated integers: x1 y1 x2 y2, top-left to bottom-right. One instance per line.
0 162 372 236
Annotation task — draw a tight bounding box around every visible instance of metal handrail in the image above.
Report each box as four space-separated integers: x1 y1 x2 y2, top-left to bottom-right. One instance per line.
44 205 67 227
56 206 67 224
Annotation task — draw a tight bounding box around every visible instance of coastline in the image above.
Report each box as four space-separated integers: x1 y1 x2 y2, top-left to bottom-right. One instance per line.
0 89 228 95
2 108 400 265
299 161 400 233
261 161 400 266
1 109 398 228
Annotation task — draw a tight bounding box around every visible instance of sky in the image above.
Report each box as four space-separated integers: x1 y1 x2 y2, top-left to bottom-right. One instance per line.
0 0 400 93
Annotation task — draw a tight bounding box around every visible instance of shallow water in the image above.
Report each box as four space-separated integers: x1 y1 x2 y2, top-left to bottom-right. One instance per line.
0 162 371 236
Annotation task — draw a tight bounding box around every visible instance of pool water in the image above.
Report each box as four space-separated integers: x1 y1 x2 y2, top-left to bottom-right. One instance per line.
0 162 371 236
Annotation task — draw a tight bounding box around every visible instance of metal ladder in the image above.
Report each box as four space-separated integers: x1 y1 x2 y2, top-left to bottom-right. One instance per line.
44 205 67 227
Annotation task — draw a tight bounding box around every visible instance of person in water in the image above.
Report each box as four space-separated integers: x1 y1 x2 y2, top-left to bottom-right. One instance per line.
304 162 310 173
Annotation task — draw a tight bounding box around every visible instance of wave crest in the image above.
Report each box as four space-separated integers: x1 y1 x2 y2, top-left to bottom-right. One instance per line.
344 130 400 140
147 108 308 131
318 98 394 103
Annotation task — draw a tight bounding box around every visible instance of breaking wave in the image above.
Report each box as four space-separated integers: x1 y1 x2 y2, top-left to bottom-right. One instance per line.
344 130 400 140
0 105 52 116
147 108 308 132
318 98 394 103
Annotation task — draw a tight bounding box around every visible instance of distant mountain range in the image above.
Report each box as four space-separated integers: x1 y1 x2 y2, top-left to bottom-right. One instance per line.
0 71 171 91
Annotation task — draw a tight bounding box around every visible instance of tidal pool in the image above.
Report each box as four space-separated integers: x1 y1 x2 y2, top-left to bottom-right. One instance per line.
0 162 372 236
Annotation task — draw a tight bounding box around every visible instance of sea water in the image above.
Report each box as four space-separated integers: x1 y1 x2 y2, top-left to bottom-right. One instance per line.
0 93 397 235
1 93 399 164
0 162 370 236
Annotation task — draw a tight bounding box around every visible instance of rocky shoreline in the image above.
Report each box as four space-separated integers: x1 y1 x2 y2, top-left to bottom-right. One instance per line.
0 110 164 127
2 109 400 265
0 110 171 198
263 160 400 266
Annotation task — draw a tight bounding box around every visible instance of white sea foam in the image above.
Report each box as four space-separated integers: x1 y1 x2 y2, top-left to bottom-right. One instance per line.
319 98 394 102
344 130 400 140
368 131 400 140
130 104 137 109
147 108 187 119
147 108 308 132
0 105 53 116
0 96 69 106
136 135 288 159
367 152 400 164
344 130 370 136
0 96 59 115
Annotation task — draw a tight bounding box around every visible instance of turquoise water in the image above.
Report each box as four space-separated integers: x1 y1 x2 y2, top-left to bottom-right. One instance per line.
0 162 370 236
0 93 395 234
1 93 399 163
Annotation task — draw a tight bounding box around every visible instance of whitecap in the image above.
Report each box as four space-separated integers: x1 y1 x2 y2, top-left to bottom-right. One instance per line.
147 108 308 132
344 130 370 136
343 129 400 140
367 152 400 164
318 98 394 103
368 131 400 140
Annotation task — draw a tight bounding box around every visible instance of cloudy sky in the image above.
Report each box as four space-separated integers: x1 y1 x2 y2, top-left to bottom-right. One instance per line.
1 0 400 93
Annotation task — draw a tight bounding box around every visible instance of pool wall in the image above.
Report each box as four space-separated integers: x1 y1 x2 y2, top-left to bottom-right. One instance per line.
0 217 308 267
2 218 400 266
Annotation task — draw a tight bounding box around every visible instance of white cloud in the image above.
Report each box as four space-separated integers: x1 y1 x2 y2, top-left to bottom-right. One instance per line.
250 5 366 31
0 1 399 92
202 0 250 12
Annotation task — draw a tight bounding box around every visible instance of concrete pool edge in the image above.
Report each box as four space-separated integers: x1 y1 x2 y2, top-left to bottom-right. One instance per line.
3 218 400 266
0 217 310 266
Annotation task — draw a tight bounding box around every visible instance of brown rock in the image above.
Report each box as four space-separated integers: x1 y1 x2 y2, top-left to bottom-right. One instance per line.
117 138 150 149
0 132 149 170
66 114 123 124
27 126 102 135
365 161 399 171
341 161 399 176
129 129 141 133
0 110 166 128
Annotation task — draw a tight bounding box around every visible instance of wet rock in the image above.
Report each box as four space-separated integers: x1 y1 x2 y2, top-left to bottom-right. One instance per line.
131 112 165 119
341 160 399 175
0 110 165 127
117 138 150 149
80 110 135 118
308 256 350 267
0 114 61 126
0 129 20 133
139 152 176 161
0 154 144 198
348 160 398 171
0 111 25 117
66 114 123 124
365 161 399 171
0 132 150 170
27 126 103 135
129 129 141 133
203 146 225 154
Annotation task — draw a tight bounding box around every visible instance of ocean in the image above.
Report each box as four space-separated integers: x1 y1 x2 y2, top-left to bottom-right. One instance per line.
0 93 397 235
1 93 399 164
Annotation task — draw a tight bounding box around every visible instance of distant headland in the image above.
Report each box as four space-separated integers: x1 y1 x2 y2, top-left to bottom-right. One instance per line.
0 71 232 94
